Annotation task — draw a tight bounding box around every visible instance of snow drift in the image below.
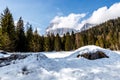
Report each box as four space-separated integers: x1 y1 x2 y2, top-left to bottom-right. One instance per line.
0 45 120 80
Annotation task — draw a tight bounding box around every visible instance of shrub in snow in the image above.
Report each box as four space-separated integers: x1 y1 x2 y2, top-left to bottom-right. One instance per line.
77 51 109 60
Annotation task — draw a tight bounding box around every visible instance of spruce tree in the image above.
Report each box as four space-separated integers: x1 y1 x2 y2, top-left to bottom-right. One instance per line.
15 17 26 52
50 34 55 51
32 29 41 52
54 33 61 51
44 35 51 51
61 34 66 50
71 31 76 50
65 32 72 51
26 23 34 52
1 7 15 40
0 7 15 51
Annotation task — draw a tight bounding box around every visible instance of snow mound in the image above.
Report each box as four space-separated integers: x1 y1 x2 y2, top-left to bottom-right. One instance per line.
0 45 120 80
0 52 10 58
67 45 111 58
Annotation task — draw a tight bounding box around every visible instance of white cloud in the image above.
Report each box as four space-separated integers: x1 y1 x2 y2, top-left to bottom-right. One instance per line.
49 2 120 31
86 2 120 24
49 13 86 30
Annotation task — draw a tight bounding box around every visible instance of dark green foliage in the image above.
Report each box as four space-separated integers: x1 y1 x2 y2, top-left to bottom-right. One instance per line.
75 17 120 50
15 17 26 52
71 31 76 50
32 29 41 52
61 34 66 50
39 36 44 52
1 7 15 40
26 24 34 52
50 34 55 51
0 32 11 51
44 35 51 51
0 7 120 52
0 7 15 51
54 33 61 51
65 32 72 51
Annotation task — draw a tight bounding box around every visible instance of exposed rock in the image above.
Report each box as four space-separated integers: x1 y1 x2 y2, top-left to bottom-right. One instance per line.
0 51 7 54
77 51 109 60
0 54 29 67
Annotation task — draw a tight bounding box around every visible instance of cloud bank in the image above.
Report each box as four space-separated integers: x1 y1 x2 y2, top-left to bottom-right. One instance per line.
49 2 120 30
86 2 120 24
49 13 86 30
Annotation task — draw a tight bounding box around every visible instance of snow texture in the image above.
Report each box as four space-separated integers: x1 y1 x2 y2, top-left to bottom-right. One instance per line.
0 45 120 80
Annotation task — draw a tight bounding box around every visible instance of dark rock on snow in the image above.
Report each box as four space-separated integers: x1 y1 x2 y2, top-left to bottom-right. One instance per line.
77 51 109 60
0 54 29 67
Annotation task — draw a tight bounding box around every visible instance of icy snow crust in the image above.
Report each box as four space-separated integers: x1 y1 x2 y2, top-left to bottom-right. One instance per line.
0 45 120 80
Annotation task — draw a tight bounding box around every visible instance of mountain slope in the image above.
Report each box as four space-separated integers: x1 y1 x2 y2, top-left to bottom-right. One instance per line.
46 27 78 36
46 22 94 35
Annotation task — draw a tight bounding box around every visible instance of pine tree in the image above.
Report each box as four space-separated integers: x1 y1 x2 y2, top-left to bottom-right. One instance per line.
61 34 66 50
39 36 44 51
0 30 11 51
65 32 72 51
32 29 41 52
15 17 26 52
26 23 34 52
1 7 15 40
54 33 61 51
0 7 15 51
50 34 55 51
44 35 51 51
71 31 76 50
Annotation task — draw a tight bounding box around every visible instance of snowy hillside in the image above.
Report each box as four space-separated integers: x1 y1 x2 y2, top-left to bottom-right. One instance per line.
0 45 120 80
46 22 94 36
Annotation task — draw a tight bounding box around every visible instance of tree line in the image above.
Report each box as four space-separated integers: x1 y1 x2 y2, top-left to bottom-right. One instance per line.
0 8 120 52
0 8 76 52
75 17 120 50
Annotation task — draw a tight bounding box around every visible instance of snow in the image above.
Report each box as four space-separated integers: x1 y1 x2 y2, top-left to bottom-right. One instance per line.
0 52 10 58
43 51 74 58
0 45 120 80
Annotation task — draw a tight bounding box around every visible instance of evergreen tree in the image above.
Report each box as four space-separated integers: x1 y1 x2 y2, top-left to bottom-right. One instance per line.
1 7 15 40
32 29 41 52
15 17 26 52
61 34 66 50
26 23 34 52
71 31 76 50
0 29 11 51
0 7 15 51
54 33 61 51
50 34 55 51
65 32 72 51
39 36 44 51
44 35 51 51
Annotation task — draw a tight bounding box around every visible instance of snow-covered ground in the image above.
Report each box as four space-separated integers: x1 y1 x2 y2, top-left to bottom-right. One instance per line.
0 45 120 80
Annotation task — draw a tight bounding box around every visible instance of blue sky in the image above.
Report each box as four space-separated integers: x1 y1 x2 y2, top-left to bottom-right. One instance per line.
0 0 120 34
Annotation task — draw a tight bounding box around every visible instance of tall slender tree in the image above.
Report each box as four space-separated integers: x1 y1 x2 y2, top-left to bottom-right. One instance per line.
32 29 41 52
71 31 76 50
0 7 15 51
65 32 72 51
15 17 26 52
54 33 61 51
1 7 15 40
26 23 34 52
44 35 51 51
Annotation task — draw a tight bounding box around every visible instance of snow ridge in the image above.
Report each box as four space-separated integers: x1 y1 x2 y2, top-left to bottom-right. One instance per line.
0 45 120 80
